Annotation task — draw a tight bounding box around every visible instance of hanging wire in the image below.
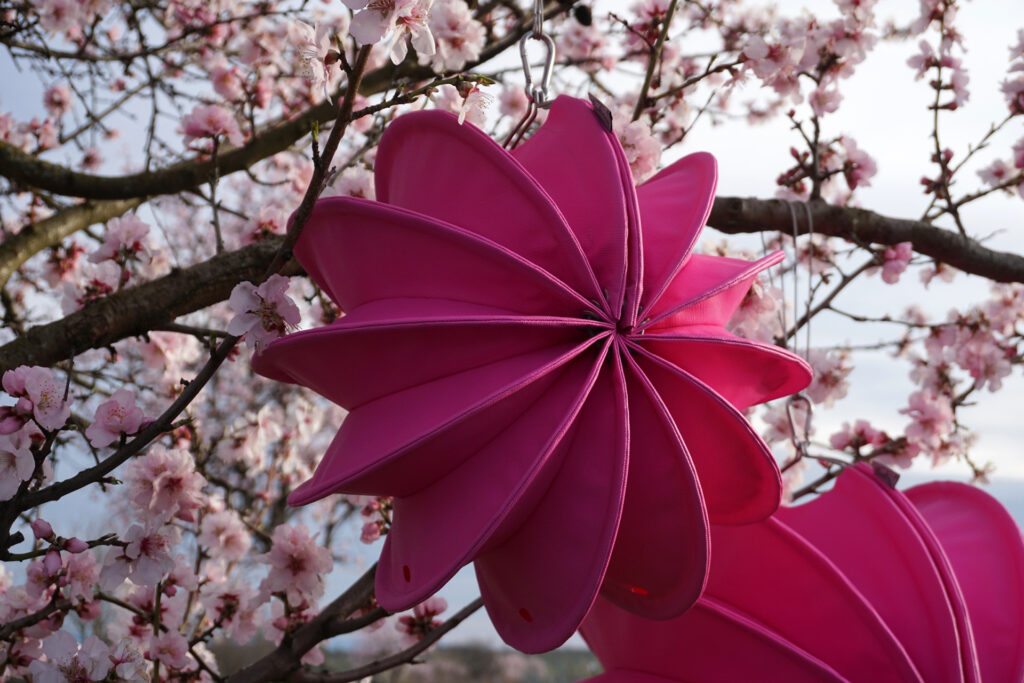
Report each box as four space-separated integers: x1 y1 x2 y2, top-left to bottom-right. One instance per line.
503 0 556 149
781 201 815 473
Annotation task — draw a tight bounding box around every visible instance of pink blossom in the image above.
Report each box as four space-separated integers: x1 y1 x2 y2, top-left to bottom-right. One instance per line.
63 537 88 554
880 241 913 284
806 349 852 408
0 436 34 499
100 524 180 590
88 215 151 265
901 389 954 453
32 0 80 35
85 388 146 447
498 86 530 120
149 631 191 670
2 366 70 432
557 21 613 74
62 550 99 601
259 523 333 604
907 40 935 79
348 0 435 65
30 518 54 540
809 85 842 116
199 570 264 643
43 83 73 118
325 166 376 200
425 0 485 72
291 21 339 100
396 596 447 645
228 274 301 351
360 520 383 544
211 63 245 102
198 510 251 560
182 103 245 149
977 159 1015 188
123 446 206 523
829 419 888 452
614 115 662 183
109 641 148 680
727 278 783 342
28 631 111 683
839 135 876 190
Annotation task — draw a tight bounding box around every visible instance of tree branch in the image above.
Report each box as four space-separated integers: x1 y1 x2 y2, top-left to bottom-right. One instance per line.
707 197 1024 283
287 598 485 683
2 196 1024 372
226 565 378 683
0 236 290 372
0 198 142 288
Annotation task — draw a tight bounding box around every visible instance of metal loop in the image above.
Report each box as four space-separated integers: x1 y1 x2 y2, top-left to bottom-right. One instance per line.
519 30 556 108
781 392 813 472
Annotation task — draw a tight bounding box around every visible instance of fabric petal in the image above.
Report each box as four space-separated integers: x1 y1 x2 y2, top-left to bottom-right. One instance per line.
511 96 631 317
640 251 784 331
630 344 780 524
291 196 596 316
474 353 628 653
598 344 708 619
907 480 1024 683
636 331 812 410
708 519 923 682
253 297 602 408
287 337 606 504
635 152 718 322
374 109 601 303
777 466 966 683
581 596 848 683
374 346 608 610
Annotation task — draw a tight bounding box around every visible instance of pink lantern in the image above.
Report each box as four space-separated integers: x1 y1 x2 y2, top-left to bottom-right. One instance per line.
252 96 811 652
580 463 1024 682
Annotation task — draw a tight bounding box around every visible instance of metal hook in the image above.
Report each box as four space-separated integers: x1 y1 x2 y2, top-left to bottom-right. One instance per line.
519 30 556 108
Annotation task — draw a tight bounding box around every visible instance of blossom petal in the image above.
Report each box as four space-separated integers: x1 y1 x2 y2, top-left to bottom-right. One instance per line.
474 354 628 653
631 345 780 525
350 8 391 45
374 109 602 304
778 466 972 683
641 251 784 331
598 345 708 619
582 597 847 682
635 152 718 322
375 345 608 610
292 197 596 316
635 331 812 409
286 337 606 504
511 96 633 317
253 298 604 408
907 481 1024 681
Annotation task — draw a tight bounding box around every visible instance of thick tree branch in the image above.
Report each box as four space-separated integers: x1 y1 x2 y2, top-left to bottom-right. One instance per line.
287 598 485 683
707 197 1024 283
0 236 288 373
0 198 142 288
3 196 1024 372
226 565 378 683
0 10 556 202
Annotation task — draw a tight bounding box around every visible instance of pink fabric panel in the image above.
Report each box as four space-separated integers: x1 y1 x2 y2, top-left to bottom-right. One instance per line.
908 481 1024 683
512 97 629 317
636 331 812 410
375 108 600 303
293 196 595 316
632 347 781 525
286 339 602 503
374 351 606 611
643 252 784 330
599 346 708 619
636 152 717 320
253 300 597 409
475 355 628 653
778 466 965 683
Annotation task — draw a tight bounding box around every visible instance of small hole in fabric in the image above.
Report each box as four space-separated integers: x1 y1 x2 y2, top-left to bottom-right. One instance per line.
629 585 649 596
403 565 411 582
519 608 533 622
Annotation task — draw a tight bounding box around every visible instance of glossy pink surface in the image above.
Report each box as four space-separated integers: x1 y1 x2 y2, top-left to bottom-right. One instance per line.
252 96 812 652
580 464 1024 681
